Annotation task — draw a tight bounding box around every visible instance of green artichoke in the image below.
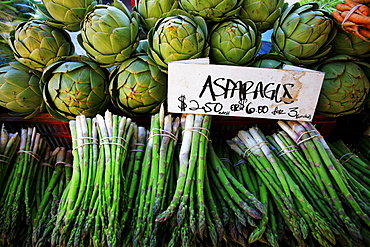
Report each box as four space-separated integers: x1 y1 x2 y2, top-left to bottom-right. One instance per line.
332 28 370 59
0 61 44 118
36 0 98 31
9 19 75 71
42 56 110 121
239 0 286 32
109 54 167 116
78 1 140 68
271 2 337 66
312 55 370 117
209 18 261 66
135 0 179 31
251 53 292 69
178 0 243 22
147 12 208 72
0 0 37 64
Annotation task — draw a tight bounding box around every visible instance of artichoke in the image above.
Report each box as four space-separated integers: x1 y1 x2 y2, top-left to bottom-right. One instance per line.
271 2 337 66
0 0 37 64
0 61 44 118
42 56 110 121
147 11 208 72
332 28 370 59
36 0 97 31
135 0 179 31
109 54 167 116
251 53 292 69
9 19 75 71
312 55 370 117
209 18 261 66
239 0 286 32
178 0 243 22
78 1 140 68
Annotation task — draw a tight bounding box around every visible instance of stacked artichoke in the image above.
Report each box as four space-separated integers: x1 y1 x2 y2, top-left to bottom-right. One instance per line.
78 2 140 67
36 0 98 31
42 56 110 120
313 55 370 117
209 18 261 66
147 10 209 72
0 62 44 118
271 2 337 66
109 54 167 115
0 0 37 64
9 19 75 71
1 0 370 120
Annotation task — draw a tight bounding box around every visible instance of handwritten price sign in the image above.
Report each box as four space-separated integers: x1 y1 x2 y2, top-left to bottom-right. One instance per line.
167 59 325 121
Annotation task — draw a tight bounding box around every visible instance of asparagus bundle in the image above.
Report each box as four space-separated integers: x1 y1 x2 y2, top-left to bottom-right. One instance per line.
207 140 267 246
126 107 180 247
213 142 279 247
0 127 46 246
155 114 213 246
329 139 370 197
228 125 338 247
120 124 147 244
279 121 370 243
0 124 20 190
51 111 136 247
32 147 73 247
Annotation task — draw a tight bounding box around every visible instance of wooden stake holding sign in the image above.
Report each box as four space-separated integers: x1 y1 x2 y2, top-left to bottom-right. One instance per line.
167 58 325 121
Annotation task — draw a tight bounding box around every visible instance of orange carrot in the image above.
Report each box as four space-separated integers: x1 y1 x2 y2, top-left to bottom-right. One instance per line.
337 2 369 16
345 0 370 15
336 3 353 11
359 28 370 38
341 10 370 24
332 10 345 23
351 0 370 4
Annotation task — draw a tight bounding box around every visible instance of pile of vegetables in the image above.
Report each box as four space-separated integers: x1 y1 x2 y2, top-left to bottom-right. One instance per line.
332 0 370 41
0 110 369 247
3 0 367 119
0 126 72 246
1 0 370 246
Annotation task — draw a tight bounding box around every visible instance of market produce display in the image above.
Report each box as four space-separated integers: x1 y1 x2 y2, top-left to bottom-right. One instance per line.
0 0 369 120
1 0 370 246
0 110 370 246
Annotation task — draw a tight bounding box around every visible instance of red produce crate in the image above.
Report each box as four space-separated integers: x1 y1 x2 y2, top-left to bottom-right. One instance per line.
0 113 72 150
0 112 336 150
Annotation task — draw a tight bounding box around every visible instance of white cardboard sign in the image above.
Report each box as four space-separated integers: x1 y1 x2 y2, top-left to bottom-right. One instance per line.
167 58 325 121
